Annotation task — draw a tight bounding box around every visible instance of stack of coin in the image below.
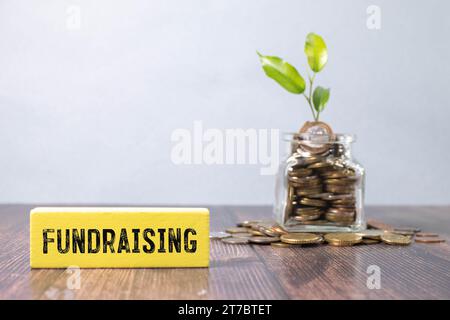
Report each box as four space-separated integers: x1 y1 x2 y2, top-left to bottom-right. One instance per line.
285 153 360 226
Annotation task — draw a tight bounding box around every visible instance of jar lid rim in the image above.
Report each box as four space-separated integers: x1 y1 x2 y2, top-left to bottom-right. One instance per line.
283 132 356 143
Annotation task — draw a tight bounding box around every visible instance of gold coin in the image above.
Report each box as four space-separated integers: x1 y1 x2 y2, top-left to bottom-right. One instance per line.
250 230 265 236
391 230 415 236
362 239 380 245
222 237 249 244
294 214 321 222
307 161 333 170
356 229 385 239
325 213 354 223
295 187 323 196
416 232 439 237
326 240 353 247
324 178 357 186
332 198 356 205
295 207 322 215
321 172 354 179
248 236 280 244
271 225 288 235
322 193 355 200
288 168 314 177
324 233 362 246
380 233 412 246
307 193 333 199
280 233 323 245
325 185 355 194
270 242 295 248
226 227 250 234
237 220 259 228
289 175 321 184
300 198 328 207
415 238 445 244
327 207 355 214
258 226 279 237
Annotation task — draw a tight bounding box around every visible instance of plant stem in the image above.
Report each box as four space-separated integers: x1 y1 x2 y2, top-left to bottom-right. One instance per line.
303 93 316 120
303 73 318 121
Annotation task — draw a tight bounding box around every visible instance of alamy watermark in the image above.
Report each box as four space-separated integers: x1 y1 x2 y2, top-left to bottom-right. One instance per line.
66 5 82 30
366 265 381 289
366 5 381 30
171 121 280 175
44 265 81 300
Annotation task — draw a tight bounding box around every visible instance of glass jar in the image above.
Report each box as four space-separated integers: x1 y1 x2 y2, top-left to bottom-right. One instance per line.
274 132 366 232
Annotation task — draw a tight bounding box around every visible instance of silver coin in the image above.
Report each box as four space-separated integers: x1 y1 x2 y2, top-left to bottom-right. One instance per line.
210 232 231 239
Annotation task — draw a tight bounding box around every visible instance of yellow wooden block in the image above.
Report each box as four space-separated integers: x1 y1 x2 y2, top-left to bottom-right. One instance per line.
30 207 209 268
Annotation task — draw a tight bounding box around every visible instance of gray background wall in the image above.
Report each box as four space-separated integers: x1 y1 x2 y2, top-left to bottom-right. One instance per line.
0 0 449 205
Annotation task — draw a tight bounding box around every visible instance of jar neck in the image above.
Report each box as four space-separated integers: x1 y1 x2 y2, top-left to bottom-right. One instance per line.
289 141 353 159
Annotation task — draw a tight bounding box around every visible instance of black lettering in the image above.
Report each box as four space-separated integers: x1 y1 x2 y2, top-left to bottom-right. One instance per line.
168 228 182 253
57 229 70 253
42 229 54 254
117 228 131 253
72 229 85 253
184 229 197 253
132 229 140 253
103 229 115 253
157 229 166 253
88 229 100 253
143 228 155 253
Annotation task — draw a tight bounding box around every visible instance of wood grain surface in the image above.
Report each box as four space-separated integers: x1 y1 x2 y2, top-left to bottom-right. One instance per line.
0 204 449 300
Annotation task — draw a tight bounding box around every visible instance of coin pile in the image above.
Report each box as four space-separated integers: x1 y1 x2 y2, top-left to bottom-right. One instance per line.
213 220 445 247
287 154 360 226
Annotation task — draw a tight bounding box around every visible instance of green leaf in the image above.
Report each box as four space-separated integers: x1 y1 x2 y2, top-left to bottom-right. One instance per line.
312 86 330 113
257 52 305 94
304 33 328 72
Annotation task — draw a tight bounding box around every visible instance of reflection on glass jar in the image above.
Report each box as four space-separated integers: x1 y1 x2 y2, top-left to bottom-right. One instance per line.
274 133 366 232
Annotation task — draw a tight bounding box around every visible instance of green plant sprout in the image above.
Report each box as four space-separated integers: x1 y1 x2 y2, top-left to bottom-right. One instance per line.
257 33 330 121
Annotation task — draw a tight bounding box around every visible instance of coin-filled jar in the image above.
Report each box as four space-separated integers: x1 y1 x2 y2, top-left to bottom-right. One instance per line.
274 132 366 232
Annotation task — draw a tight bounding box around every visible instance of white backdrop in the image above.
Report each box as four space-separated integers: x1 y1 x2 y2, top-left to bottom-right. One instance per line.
0 0 449 205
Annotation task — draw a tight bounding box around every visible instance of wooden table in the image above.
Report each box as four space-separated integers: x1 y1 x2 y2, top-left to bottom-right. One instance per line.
1 205 449 299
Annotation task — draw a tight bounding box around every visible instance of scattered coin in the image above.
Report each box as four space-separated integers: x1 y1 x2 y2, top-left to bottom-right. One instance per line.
271 225 288 235
222 237 249 244
391 230 415 236
236 220 259 228
229 219 436 249
381 233 412 246
250 229 265 236
280 233 323 245
356 229 385 239
248 236 280 244
394 227 421 233
210 232 231 239
415 238 446 244
416 233 439 237
270 242 295 248
324 233 362 246
226 227 250 234
362 239 380 245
